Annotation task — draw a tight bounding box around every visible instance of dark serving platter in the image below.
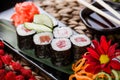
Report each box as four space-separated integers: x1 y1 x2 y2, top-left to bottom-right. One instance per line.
0 38 57 80
80 1 120 35
0 5 74 79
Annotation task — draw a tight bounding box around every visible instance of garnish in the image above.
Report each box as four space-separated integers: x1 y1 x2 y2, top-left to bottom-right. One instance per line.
0 41 36 80
69 35 120 80
11 1 39 26
93 72 112 80
33 14 54 29
84 36 120 74
69 57 94 80
24 22 52 32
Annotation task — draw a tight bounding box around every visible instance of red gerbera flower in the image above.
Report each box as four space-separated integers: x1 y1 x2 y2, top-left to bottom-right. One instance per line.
84 36 120 74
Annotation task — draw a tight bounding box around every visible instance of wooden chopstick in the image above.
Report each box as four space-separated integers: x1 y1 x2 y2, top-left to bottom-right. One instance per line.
77 0 120 25
96 0 120 19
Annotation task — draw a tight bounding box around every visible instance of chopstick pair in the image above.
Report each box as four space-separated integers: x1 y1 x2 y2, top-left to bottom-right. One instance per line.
77 0 120 25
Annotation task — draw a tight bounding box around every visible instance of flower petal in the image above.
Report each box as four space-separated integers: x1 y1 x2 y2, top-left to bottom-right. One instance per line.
85 64 101 74
92 40 103 55
84 55 100 65
87 47 99 60
115 50 120 58
108 44 118 59
85 64 95 74
84 54 97 61
97 45 104 55
100 36 109 54
108 43 118 56
115 49 120 52
102 64 111 74
110 60 120 70
108 40 111 47
94 65 101 74
92 40 104 55
92 40 99 48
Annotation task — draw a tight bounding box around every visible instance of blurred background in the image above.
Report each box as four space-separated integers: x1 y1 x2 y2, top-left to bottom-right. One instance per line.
0 0 30 12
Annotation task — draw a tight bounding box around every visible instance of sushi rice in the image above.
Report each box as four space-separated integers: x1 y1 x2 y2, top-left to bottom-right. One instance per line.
70 34 91 47
33 32 53 45
53 27 73 38
16 24 36 36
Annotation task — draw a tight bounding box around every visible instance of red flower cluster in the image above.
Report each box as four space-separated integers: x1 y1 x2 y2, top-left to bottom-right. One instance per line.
0 41 36 80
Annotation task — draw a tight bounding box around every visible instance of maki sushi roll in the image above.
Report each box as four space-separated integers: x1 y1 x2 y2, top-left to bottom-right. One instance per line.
51 38 72 66
70 34 91 62
33 32 53 58
53 27 73 38
16 24 36 49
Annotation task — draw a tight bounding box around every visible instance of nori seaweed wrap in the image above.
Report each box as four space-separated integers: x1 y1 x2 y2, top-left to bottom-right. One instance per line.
50 38 72 66
70 34 91 62
16 25 36 49
33 32 53 58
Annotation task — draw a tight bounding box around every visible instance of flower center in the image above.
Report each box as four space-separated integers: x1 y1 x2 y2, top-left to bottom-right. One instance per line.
99 55 110 64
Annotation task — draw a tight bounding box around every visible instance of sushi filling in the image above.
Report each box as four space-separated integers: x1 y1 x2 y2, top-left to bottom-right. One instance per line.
33 32 53 45
16 24 36 36
39 36 51 43
70 34 91 47
75 37 87 42
53 27 72 38
51 38 71 51
56 40 66 48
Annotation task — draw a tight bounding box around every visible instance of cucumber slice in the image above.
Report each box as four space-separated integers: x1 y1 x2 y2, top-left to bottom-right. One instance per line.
111 69 119 80
33 14 53 29
24 22 52 32
94 72 112 80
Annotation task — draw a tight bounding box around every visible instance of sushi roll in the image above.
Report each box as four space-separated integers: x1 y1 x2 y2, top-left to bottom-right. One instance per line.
51 38 72 66
33 32 53 58
53 27 73 38
16 24 36 49
70 34 91 62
